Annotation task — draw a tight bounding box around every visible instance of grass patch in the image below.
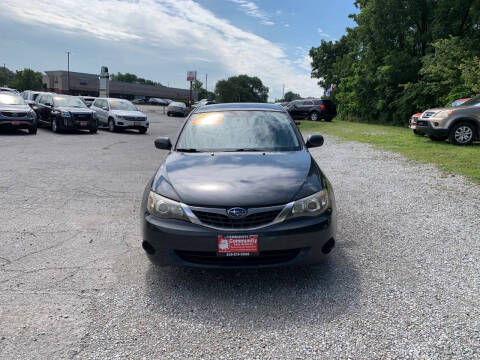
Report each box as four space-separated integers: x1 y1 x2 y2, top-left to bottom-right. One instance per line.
298 120 480 184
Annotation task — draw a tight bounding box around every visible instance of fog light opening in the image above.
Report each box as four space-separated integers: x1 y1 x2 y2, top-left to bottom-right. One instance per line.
142 241 156 255
321 238 335 254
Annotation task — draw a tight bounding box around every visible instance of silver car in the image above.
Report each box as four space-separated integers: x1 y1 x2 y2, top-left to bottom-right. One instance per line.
90 98 149 134
0 91 38 134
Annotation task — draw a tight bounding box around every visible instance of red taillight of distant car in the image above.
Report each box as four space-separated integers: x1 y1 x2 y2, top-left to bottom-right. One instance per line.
320 105 325 111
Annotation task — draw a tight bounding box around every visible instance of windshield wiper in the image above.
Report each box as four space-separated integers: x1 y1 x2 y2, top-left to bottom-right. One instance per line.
176 148 200 153
227 148 267 152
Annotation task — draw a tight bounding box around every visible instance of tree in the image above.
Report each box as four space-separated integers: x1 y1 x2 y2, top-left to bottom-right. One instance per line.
215 75 269 103
0 66 15 87
110 72 161 86
192 79 203 90
283 91 301 102
10 68 43 91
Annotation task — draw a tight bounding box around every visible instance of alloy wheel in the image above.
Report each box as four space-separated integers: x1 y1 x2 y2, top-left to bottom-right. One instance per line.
454 126 473 144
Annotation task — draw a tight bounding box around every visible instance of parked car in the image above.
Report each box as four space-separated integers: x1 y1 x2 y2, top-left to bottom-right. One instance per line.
167 101 188 117
79 96 96 107
450 98 471 107
149 98 169 106
0 87 18 93
141 103 336 268
0 91 37 134
409 113 424 135
132 98 148 105
21 90 42 108
90 98 148 134
35 93 98 133
286 99 337 122
416 95 480 145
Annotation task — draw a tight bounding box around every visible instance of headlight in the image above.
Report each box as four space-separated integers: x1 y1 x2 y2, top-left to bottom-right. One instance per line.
60 111 71 118
92 112 97 119
284 190 329 220
147 191 188 221
28 110 36 118
436 110 453 119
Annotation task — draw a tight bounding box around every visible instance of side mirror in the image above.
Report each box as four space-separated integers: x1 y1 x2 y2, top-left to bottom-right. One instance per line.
102 106 109 111
306 134 324 148
154 137 172 150
45 102 53 107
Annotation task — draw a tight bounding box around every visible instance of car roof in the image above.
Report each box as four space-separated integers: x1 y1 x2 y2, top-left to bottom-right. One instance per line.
195 103 285 113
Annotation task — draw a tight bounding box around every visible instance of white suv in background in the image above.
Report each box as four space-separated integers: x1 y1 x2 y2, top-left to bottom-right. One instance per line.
91 98 149 134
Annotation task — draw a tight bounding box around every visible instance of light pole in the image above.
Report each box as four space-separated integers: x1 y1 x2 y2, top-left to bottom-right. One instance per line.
66 51 71 94
205 74 208 92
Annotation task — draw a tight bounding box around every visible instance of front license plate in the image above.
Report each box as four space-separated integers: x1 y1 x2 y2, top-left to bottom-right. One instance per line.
80 121 88 126
11 121 20 125
134 122 141 126
217 235 258 256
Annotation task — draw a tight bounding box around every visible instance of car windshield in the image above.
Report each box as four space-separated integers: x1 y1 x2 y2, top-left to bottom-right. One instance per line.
461 95 480 107
170 102 185 108
176 110 301 152
0 93 25 105
53 96 87 108
109 100 136 111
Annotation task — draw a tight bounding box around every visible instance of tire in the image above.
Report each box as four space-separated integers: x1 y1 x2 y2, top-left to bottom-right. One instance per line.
324 117 333 122
90 127 98 134
413 129 424 136
449 122 475 146
167 112 171 117
51 118 60 133
139 128 147 134
28 126 37 135
108 119 116 132
309 112 320 121
428 135 447 142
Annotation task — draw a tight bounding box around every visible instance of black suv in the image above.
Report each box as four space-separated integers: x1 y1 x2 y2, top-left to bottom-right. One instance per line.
35 94 98 133
287 99 337 122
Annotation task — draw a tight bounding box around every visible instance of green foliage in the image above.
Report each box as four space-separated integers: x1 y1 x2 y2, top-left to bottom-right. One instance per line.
110 72 161 86
0 66 15 87
192 79 203 90
309 0 480 125
215 75 268 103
10 68 43 91
283 91 301 102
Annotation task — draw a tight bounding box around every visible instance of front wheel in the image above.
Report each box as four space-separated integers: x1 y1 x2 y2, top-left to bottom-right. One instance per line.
108 119 116 132
309 112 319 121
139 128 147 134
28 126 37 135
428 135 447 142
90 127 98 134
449 122 475 145
413 129 424 136
51 118 60 133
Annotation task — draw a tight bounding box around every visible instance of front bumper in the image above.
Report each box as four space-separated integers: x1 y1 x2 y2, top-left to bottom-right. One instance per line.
416 120 449 137
59 117 97 130
142 209 336 268
0 119 36 129
115 119 149 129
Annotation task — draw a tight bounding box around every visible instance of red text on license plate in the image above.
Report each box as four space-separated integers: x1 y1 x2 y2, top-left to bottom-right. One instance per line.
80 121 87 126
12 121 20 125
217 235 258 255
134 122 141 126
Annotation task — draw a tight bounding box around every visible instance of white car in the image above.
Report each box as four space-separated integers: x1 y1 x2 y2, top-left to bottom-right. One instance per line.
90 98 148 133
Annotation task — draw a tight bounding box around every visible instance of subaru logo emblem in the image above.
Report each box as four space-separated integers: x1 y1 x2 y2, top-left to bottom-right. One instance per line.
227 207 247 218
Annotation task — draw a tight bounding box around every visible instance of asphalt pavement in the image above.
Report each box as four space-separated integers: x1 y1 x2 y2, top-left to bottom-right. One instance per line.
1 105 479 359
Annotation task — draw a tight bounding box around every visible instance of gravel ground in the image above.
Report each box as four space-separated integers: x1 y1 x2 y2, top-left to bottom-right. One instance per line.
1 106 479 359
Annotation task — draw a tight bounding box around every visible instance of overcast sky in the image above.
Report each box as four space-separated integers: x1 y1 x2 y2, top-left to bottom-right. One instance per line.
0 0 356 100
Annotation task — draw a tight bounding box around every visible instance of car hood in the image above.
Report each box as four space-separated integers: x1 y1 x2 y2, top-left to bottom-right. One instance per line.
57 107 94 114
152 151 322 207
0 104 31 111
111 110 145 117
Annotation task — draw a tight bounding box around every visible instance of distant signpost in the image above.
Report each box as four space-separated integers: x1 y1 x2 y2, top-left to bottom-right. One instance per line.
187 71 197 105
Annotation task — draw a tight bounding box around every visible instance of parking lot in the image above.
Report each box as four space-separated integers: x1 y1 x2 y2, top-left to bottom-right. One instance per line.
1 105 480 359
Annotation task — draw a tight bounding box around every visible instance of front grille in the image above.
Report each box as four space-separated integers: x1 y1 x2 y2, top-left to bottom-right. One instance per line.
74 114 91 121
417 120 429 127
175 249 302 266
192 209 281 229
422 111 436 119
1 112 27 117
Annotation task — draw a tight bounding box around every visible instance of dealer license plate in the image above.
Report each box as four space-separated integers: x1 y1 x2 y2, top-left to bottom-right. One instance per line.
134 122 141 126
80 121 88 126
217 235 258 256
11 121 20 125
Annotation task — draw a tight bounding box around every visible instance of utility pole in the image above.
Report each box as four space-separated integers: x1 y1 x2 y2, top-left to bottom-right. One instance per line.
282 84 285 100
66 51 71 94
205 74 208 92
